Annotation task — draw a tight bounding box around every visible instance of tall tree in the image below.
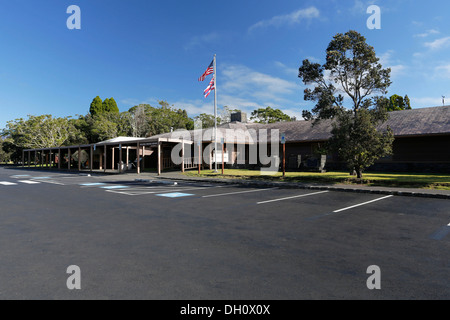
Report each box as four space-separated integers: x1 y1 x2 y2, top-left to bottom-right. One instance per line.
298 30 394 178
1 115 83 162
194 113 220 129
250 106 293 124
388 94 405 111
89 96 104 116
103 97 119 113
385 94 413 111
128 101 194 137
3 115 82 149
89 112 120 142
404 95 412 110
129 105 149 137
0 137 11 164
90 96 120 116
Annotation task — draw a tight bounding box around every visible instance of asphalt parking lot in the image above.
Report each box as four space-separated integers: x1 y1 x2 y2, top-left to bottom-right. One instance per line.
0 167 448 300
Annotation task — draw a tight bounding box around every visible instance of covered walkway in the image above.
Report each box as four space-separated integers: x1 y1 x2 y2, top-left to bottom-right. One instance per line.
22 137 194 175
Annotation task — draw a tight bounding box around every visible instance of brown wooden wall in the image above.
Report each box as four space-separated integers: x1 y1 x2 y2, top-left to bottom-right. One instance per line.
392 135 450 162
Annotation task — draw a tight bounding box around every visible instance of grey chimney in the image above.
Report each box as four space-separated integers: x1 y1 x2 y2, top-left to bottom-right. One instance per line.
230 112 247 123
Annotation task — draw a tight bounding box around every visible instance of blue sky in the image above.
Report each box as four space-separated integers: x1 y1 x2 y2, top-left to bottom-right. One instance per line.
0 0 449 129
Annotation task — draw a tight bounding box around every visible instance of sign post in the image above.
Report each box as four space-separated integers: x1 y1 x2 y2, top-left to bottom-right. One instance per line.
221 138 224 175
198 140 201 175
281 133 286 179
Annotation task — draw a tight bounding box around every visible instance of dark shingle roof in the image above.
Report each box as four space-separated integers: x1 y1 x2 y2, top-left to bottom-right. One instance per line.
149 106 450 143
380 105 450 137
263 105 450 142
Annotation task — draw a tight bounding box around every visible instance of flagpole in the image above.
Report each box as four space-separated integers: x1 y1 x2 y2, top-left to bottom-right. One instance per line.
213 54 218 173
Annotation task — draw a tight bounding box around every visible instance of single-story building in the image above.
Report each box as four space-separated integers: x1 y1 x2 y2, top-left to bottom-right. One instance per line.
22 105 450 174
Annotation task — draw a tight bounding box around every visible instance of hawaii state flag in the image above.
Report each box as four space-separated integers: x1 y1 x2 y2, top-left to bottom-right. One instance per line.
198 60 214 81
204 77 215 98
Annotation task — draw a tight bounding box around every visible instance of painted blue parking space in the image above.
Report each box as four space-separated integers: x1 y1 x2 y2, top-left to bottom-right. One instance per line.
155 192 195 198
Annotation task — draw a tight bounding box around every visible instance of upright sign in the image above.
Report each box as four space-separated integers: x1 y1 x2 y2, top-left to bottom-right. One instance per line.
281 133 286 178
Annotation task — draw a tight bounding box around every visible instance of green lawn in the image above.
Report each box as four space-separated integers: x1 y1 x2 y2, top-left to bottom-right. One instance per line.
184 169 450 190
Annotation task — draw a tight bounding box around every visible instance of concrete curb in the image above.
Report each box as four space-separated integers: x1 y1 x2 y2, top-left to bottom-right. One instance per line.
153 176 450 200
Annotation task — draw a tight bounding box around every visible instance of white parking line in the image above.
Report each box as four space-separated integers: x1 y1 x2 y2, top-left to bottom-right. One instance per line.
18 180 41 184
33 180 66 185
257 190 329 204
333 195 394 213
0 181 18 186
203 187 278 198
106 186 213 196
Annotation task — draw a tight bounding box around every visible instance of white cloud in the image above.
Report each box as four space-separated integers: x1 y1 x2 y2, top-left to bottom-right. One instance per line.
274 61 299 77
424 36 450 50
411 96 447 108
248 7 320 33
221 64 298 98
389 65 407 78
435 64 450 78
414 29 440 38
179 64 300 117
122 64 302 119
378 50 407 78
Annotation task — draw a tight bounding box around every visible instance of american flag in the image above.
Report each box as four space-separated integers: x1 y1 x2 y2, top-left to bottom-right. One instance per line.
204 77 215 98
198 60 214 81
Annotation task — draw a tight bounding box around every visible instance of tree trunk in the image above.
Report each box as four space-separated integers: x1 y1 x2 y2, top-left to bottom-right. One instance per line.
356 169 363 179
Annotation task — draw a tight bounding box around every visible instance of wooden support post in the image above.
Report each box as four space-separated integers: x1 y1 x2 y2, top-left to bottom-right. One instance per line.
49 149 52 170
104 145 107 173
112 148 115 170
28 151 31 167
181 140 185 173
78 147 81 171
119 144 122 174
68 148 71 171
284 144 287 177
126 146 129 170
22 150 24 168
157 141 161 176
141 146 145 173
90 145 93 172
137 142 140 175
58 148 61 170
